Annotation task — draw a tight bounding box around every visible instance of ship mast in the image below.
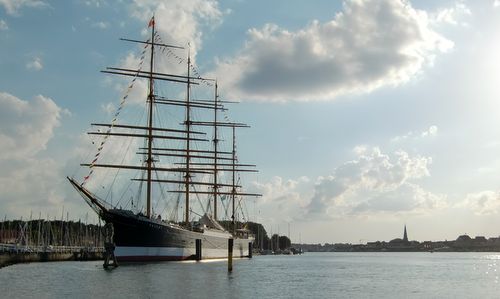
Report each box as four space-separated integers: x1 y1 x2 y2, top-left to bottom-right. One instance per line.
231 126 236 235
213 81 219 220
146 17 155 218
184 49 191 223
75 18 263 227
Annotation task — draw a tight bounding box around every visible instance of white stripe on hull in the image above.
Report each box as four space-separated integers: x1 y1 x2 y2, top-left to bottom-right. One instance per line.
115 246 193 259
115 245 250 261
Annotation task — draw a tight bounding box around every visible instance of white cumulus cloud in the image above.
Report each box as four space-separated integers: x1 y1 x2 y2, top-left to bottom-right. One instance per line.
100 102 115 115
84 0 106 8
101 0 223 107
129 0 223 70
305 146 445 218
0 19 7 30
391 125 438 142
92 21 109 29
434 2 471 26
0 0 48 15
461 191 500 215
0 92 69 217
0 92 61 159
213 0 454 102
251 176 310 223
26 56 43 71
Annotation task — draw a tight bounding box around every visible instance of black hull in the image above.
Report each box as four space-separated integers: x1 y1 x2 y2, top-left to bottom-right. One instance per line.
103 209 253 261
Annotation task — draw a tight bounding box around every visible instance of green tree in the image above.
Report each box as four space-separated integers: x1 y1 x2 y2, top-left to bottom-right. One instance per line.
279 236 291 250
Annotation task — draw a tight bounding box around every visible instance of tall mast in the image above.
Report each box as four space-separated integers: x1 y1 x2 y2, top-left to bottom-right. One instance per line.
231 126 236 235
146 16 155 218
184 49 191 223
213 81 218 220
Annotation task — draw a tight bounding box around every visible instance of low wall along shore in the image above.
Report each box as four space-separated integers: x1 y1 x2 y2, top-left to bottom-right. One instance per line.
0 246 104 268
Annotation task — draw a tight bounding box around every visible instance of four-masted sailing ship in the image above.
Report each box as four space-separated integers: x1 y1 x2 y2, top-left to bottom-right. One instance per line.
68 17 261 261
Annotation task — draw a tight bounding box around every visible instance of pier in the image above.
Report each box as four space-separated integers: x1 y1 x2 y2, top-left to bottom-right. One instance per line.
0 244 104 268
0 218 105 268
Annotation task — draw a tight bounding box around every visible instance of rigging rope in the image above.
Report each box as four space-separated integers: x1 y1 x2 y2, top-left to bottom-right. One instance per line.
81 38 151 186
154 34 214 87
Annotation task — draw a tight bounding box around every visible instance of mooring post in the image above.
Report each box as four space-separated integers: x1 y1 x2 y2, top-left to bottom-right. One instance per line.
103 223 118 269
228 238 233 272
195 239 202 261
248 242 253 258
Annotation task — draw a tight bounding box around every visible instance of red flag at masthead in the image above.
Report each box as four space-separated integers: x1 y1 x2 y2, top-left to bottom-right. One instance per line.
148 16 155 28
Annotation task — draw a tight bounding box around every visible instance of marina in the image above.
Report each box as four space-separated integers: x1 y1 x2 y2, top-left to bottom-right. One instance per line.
0 218 104 268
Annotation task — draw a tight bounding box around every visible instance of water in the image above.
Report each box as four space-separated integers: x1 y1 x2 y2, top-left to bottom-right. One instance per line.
2 252 500 298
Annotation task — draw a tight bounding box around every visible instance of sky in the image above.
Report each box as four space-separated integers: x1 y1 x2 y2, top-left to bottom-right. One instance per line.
1 0 500 244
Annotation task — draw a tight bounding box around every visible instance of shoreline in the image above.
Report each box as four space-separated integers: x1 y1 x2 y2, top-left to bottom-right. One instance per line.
1 247 104 268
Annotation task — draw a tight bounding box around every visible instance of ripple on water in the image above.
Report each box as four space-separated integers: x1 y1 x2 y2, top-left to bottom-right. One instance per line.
2 253 500 298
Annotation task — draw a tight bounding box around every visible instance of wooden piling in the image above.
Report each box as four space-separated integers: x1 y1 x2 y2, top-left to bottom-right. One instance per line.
103 242 118 269
228 238 233 272
248 242 252 258
103 223 118 269
195 239 202 261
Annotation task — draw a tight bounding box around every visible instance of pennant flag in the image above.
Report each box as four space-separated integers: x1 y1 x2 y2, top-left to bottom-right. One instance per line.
82 45 148 186
148 17 155 28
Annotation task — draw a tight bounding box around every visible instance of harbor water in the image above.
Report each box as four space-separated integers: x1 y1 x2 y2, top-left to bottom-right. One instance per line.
2 252 500 298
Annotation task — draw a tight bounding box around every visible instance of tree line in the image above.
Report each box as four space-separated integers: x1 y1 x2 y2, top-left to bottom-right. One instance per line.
219 220 292 251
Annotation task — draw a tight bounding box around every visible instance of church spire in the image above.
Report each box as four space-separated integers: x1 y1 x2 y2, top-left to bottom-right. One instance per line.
403 224 408 242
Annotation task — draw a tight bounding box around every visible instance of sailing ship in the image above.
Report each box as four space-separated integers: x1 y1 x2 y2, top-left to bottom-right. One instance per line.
68 17 261 261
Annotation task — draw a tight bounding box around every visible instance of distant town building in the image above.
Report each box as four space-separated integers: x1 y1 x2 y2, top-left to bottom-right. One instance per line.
388 225 410 247
293 225 500 252
456 235 472 244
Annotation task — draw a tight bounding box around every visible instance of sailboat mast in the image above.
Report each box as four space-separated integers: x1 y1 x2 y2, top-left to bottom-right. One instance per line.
146 17 155 218
231 126 236 235
184 50 191 223
213 81 218 220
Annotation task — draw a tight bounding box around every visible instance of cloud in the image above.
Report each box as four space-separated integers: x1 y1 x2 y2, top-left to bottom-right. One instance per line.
114 52 149 105
461 191 500 215
305 147 445 218
0 158 63 214
251 176 310 223
71 130 141 193
352 182 446 214
253 176 310 204
213 0 454 102
0 19 7 30
421 125 438 137
434 2 471 26
0 92 61 159
92 21 109 29
98 1 223 108
84 0 106 8
494 0 500 8
26 56 43 71
128 0 223 69
0 92 70 217
0 0 48 15
391 125 438 142
100 102 115 115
